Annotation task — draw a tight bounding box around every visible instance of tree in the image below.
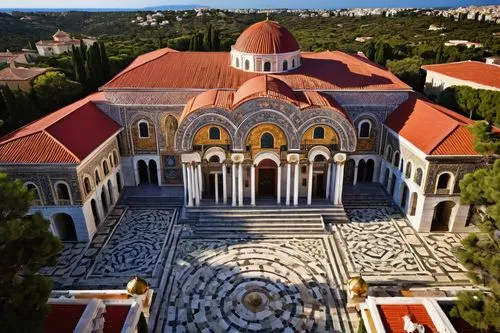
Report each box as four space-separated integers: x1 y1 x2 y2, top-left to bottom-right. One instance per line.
435 43 444 63
0 86 38 134
0 172 62 333
32 71 83 114
86 43 104 90
386 56 426 91
211 27 221 51
364 41 376 61
71 44 87 86
374 42 392 66
203 24 213 51
99 42 111 82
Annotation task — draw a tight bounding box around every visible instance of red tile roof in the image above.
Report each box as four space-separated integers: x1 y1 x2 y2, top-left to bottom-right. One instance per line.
378 304 438 333
384 94 479 156
102 49 410 91
0 67 47 81
233 75 298 107
233 20 300 54
0 93 121 164
43 304 86 333
422 61 500 89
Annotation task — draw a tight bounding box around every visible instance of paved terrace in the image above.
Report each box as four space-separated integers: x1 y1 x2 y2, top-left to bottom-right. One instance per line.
41 184 473 333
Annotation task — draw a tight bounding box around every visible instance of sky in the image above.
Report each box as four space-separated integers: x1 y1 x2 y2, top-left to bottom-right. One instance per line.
0 0 498 9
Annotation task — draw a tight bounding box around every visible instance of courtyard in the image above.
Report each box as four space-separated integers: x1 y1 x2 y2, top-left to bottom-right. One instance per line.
42 201 471 332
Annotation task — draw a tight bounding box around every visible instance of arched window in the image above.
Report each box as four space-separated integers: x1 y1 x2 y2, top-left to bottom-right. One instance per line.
437 173 452 191
209 155 220 163
95 169 101 185
209 127 221 140
84 177 92 194
405 161 412 178
414 168 423 186
235 57 240 68
313 127 325 139
358 120 371 138
393 152 400 168
260 132 274 148
109 154 114 168
55 182 71 204
263 61 271 72
400 158 404 173
25 183 42 205
138 121 149 138
385 146 393 162
103 160 109 176
283 60 288 71
292 58 296 67
113 151 118 166
244 59 250 70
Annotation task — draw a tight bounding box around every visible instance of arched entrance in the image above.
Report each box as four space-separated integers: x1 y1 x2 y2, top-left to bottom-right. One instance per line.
390 173 396 195
257 159 277 197
101 189 108 214
344 159 355 184
400 184 409 210
116 173 122 193
431 201 456 231
107 180 114 205
365 159 374 182
91 199 100 227
383 169 390 188
138 160 148 184
149 160 158 185
357 160 366 183
52 213 77 241
312 155 327 198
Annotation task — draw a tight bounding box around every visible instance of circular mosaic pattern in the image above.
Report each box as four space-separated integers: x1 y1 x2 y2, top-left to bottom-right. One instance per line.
166 240 337 332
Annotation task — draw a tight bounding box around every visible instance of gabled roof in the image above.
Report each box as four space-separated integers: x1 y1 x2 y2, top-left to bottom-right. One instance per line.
102 49 410 91
0 67 47 81
0 93 121 164
384 94 479 156
422 61 500 89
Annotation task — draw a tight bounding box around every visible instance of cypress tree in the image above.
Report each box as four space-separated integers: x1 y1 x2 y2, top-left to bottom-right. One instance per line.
0 85 19 117
72 45 87 86
435 44 444 64
204 24 213 51
211 27 221 51
364 41 376 61
79 39 87 61
99 42 111 81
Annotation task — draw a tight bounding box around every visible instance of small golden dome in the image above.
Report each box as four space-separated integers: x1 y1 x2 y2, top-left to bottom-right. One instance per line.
127 276 148 295
347 276 369 297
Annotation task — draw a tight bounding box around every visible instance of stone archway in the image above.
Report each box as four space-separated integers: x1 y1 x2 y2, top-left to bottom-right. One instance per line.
138 160 148 184
344 159 355 184
52 213 77 241
149 160 158 185
254 151 281 199
91 199 100 227
431 201 456 231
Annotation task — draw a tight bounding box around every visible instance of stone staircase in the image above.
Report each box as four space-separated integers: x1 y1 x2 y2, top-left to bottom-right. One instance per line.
119 195 184 208
342 182 397 210
180 205 349 236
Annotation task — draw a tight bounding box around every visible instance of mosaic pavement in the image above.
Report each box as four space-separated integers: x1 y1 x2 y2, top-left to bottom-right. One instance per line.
42 203 472 332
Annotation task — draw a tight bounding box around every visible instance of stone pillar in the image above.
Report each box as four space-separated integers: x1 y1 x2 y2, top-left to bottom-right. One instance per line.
293 162 299 206
192 164 200 206
197 163 203 199
276 164 282 204
353 160 359 186
330 163 337 204
333 153 347 205
325 161 332 200
182 163 188 206
232 163 237 207
286 163 291 206
214 172 219 204
307 162 314 205
250 164 256 206
222 163 227 204
186 164 193 207
238 163 243 206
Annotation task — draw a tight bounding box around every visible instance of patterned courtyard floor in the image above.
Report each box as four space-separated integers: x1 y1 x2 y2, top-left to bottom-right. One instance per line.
42 204 472 332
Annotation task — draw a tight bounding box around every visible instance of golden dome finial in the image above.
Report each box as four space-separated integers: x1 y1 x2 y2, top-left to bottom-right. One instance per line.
347 274 369 298
126 276 149 296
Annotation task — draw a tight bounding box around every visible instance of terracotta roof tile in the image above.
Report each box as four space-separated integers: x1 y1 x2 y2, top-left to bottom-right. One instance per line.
0 92 120 164
102 50 410 91
378 304 438 333
0 67 47 81
422 61 500 89
233 21 300 54
384 94 479 156
233 75 298 107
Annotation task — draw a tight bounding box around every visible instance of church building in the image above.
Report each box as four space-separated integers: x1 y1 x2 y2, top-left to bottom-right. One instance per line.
0 21 485 241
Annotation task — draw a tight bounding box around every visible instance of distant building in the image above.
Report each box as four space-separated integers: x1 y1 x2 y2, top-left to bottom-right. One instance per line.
422 60 500 96
0 51 31 67
444 39 483 48
355 37 374 43
0 66 47 91
485 56 500 65
428 24 445 31
36 30 96 57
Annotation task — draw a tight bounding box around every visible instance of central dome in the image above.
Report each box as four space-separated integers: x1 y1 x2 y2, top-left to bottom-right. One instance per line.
233 21 300 54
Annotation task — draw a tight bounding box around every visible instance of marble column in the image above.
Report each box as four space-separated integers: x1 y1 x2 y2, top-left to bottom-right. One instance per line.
197 164 203 199
276 164 282 204
353 160 359 186
186 164 193 207
192 164 200 206
286 163 291 206
214 172 219 204
331 163 337 204
334 161 345 205
250 164 256 206
182 163 188 206
222 163 227 204
232 163 237 207
307 162 314 205
293 162 299 206
325 161 332 200
238 163 243 206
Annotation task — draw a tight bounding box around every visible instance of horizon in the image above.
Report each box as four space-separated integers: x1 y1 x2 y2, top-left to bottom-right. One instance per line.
0 0 498 10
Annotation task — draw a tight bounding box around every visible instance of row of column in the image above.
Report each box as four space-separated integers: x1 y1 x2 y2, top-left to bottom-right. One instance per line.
182 155 346 207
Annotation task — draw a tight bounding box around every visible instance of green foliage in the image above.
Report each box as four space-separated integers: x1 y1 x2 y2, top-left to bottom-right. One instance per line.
437 86 500 124
99 42 111 81
450 292 500 332
86 42 105 90
0 85 38 135
72 44 87 86
469 122 500 155
32 71 83 114
374 42 392 66
0 172 62 333
363 41 375 61
386 56 425 91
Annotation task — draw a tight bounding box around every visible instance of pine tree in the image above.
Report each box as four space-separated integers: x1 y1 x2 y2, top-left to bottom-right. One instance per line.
99 42 111 81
